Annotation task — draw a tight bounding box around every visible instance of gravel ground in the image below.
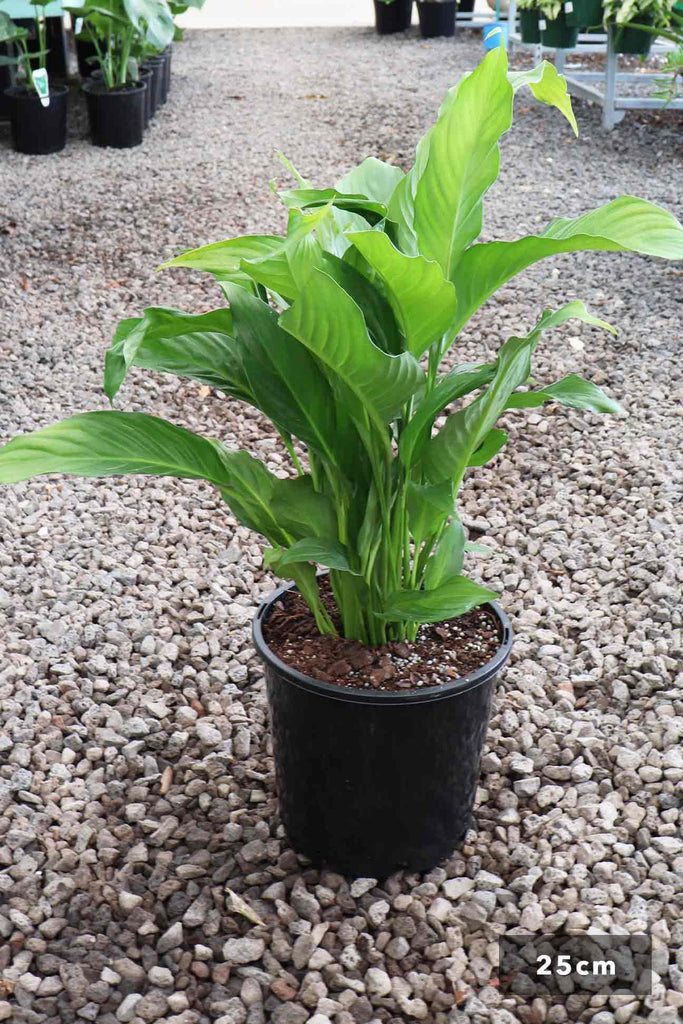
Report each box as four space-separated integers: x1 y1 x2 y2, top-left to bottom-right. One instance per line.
1 25 683 1024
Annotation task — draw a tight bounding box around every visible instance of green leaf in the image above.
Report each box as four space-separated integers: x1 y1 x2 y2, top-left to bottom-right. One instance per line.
422 302 613 485
468 428 507 466
506 373 624 415
277 188 387 224
508 61 577 135
103 307 252 403
452 196 683 335
0 411 234 486
347 231 457 358
406 481 454 545
123 0 174 49
399 362 496 468
424 519 466 590
321 251 404 356
412 44 513 280
377 576 498 623
279 269 425 431
276 538 352 573
159 234 286 284
271 475 339 542
226 285 343 465
336 157 405 207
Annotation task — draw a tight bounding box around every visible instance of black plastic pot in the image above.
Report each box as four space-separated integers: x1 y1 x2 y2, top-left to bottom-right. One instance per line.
374 0 413 33
142 56 165 114
458 0 476 11
540 10 579 47
5 84 68 155
565 0 603 27
608 19 653 55
138 67 153 128
417 0 457 37
161 47 172 100
82 80 146 149
254 584 513 877
519 8 541 41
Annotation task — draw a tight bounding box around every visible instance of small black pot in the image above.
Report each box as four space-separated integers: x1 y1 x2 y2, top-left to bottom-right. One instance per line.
417 0 457 37
142 56 165 114
374 0 413 33
457 0 476 11
565 0 603 27
520 8 542 42
82 80 146 149
137 67 153 128
254 584 513 877
5 84 68 155
161 47 172 100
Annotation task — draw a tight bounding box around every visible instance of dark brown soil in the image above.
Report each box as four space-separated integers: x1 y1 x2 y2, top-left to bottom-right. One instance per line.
262 581 502 692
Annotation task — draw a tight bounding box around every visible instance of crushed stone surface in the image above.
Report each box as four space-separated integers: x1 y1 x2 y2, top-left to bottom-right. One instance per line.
1 25 682 1024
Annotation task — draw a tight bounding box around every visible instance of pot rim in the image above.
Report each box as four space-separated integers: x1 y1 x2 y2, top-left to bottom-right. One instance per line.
81 79 146 96
4 83 69 99
253 581 513 706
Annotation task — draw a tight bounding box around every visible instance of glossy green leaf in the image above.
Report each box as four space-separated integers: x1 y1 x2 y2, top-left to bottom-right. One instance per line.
103 307 251 403
422 302 614 485
123 0 174 49
452 196 683 334
424 518 466 590
399 362 496 468
412 45 513 280
377 576 498 623
347 231 457 357
226 285 343 464
508 61 577 135
271 475 338 542
506 373 623 414
468 428 507 466
406 481 454 544
336 157 405 207
321 251 404 355
159 234 286 284
279 269 425 431
277 188 387 224
276 538 352 572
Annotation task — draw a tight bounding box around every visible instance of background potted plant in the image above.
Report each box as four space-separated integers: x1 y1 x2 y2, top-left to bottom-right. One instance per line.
67 0 173 147
517 0 542 41
565 0 604 28
373 0 413 34
603 0 674 53
417 0 458 37
0 2 68 154
539 0 581 44
1 48 683 876
635 6 683 97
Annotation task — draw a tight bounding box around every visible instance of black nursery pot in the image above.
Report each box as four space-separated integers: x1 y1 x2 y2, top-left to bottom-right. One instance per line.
142 56 165 114
374 0 413 33
417 0 457 37
161 47 172 100
82 80 146 149
5 84 68 155
254 584 513 877
138 67 153 128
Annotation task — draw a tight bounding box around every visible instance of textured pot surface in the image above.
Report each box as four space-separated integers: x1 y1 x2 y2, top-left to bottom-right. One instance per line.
5 84 68 155
417 0 457 37
254 584 513 877
374 0 413 34
83 80 146 149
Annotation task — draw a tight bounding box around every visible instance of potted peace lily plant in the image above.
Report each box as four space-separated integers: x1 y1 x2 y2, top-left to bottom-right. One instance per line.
67 0 173 147
373 0 413 34
603 0 674 53
0 2 68 154
2 47 683 876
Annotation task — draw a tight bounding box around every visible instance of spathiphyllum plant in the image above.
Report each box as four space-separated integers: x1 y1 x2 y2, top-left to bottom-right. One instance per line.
1 47 683 647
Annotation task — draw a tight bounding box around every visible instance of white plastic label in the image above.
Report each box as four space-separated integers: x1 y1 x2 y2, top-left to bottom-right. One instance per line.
565 1 573 10
539 17 547 28
31 68 50 107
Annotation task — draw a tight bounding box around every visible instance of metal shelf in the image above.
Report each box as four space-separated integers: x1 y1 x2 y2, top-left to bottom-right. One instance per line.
507 0 683 127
